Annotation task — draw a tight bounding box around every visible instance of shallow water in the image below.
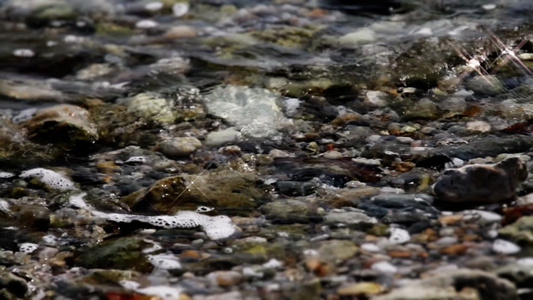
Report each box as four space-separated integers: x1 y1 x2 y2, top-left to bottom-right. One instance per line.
1 0 533 299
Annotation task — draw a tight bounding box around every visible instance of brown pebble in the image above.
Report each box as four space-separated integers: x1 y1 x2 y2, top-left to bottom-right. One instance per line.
439 214 463 225
440 244 468 255
388 250 412 258
180 250 201 259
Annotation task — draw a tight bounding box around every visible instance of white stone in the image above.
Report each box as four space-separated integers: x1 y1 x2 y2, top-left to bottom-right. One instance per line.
172 3 189 17
204 86 289 139
463 210 502 222
136 20 158 29
371 261 397 273
482 4 496 10
13 49 34 57
324 150 343 159
466 120 491 132
147 253 181 269
389 227 410 244
205 128 240 147
145 2 163 11
339 28 376 45
366 91 388 107
263 259 282 269
69 193 91 209
361 243 381 252
125 156 147 164
492 239 520 254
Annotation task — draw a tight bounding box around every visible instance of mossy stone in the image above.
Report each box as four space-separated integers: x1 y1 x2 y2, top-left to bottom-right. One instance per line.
76 237 152 273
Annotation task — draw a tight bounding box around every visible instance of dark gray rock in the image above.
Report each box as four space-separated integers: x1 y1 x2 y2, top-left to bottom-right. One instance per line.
433 157 528 203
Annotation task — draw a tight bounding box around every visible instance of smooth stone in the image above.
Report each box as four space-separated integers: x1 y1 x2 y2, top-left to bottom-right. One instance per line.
374 269 517 300
433 157 528 203
498 215 533 245
337 282 384 296
466 121 491 132
323 150 343 159
316 240 358 264
205 128 240 147
324 210 377 226
207 271 243 287
365 91 388 107
466 75 505 95
159 137 202 157
339 28 376 45
203 85 288 139
21 104 98 148
164 26 197 39
261 199 320 223
125 93 175 125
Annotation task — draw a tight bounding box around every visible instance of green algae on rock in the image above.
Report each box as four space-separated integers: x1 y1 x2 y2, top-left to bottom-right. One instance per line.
21 104 98 151
122 169 270 216
76 237 152 272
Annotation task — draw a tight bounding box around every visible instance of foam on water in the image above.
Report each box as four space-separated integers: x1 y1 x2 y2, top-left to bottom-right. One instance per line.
20 168 76 190
92 210 237 240
19 243 38 254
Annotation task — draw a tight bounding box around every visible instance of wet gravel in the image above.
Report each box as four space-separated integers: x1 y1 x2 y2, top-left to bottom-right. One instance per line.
1 0 533 299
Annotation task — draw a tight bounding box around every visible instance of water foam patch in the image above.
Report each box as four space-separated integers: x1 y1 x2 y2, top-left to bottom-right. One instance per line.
0 172 15 179
93 210 237 240
19 243 38 253
20 168 76 190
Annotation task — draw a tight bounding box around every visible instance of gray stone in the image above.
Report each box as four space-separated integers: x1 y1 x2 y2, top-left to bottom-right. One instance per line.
125 93 176 125
324 210 377 226
205 128 240 147
159 137 202 157
498 215 533 245
466 75 505 95
21 104 98 149
433 157 528 203
203 85 288 139
374 269 517 300
261 199 320 223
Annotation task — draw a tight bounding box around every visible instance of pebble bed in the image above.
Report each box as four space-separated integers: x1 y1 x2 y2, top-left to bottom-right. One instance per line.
0 0 533 299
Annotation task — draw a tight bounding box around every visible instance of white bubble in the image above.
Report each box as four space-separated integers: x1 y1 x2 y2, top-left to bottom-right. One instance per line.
20 168 76 191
